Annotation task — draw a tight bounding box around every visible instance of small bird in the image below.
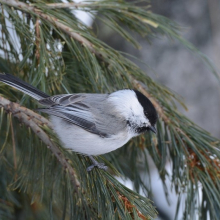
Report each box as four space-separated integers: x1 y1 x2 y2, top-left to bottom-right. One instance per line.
0 73 157 171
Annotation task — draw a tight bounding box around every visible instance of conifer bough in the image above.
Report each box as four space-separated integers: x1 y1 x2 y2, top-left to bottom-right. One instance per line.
0 0 220 219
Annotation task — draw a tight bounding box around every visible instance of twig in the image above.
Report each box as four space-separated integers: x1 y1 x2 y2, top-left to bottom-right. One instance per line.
0 97 53 129
0 95 80 190
19 105 53 129
36 2 89 9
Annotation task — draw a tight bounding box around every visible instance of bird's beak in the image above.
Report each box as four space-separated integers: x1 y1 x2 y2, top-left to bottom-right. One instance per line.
149 125 157 134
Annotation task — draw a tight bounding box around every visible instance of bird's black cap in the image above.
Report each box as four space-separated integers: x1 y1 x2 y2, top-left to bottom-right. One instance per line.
133 90 158 126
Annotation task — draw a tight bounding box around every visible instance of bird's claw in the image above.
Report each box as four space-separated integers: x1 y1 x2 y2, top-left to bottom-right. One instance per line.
86 162 108 172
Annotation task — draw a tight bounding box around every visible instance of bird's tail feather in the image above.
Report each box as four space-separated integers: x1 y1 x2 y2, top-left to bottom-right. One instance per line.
0 72 49 100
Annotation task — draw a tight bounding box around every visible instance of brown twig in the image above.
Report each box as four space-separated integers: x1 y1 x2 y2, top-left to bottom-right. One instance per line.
18 105 53 129
0 95 80 190
35 2 89 9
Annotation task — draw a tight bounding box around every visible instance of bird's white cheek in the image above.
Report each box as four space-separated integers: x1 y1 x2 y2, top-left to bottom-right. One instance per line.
130 115 150 127
127 115 150 137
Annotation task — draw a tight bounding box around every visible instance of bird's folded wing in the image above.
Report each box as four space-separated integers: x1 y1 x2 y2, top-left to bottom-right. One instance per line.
37 104 108 137
38 94 86 106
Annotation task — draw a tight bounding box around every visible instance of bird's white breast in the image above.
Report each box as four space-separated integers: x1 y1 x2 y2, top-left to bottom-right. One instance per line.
50 116 132 155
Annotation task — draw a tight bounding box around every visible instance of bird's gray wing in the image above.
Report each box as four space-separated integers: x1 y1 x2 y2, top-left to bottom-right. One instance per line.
38 94 86 106
38 94 109 137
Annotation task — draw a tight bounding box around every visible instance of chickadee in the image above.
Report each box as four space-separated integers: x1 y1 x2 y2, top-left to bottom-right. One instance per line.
0 73 157 171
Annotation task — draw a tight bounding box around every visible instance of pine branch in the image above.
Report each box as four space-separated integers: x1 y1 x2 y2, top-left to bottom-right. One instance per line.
33 2 90 9
0 0 220 219
37 1 158 28
0 95 80 189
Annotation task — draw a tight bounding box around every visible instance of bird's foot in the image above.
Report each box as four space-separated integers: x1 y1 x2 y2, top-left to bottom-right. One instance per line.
87 156 108 172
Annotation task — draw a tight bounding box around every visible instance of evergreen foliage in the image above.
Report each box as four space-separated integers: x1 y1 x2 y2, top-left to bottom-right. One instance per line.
0 0 219 219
